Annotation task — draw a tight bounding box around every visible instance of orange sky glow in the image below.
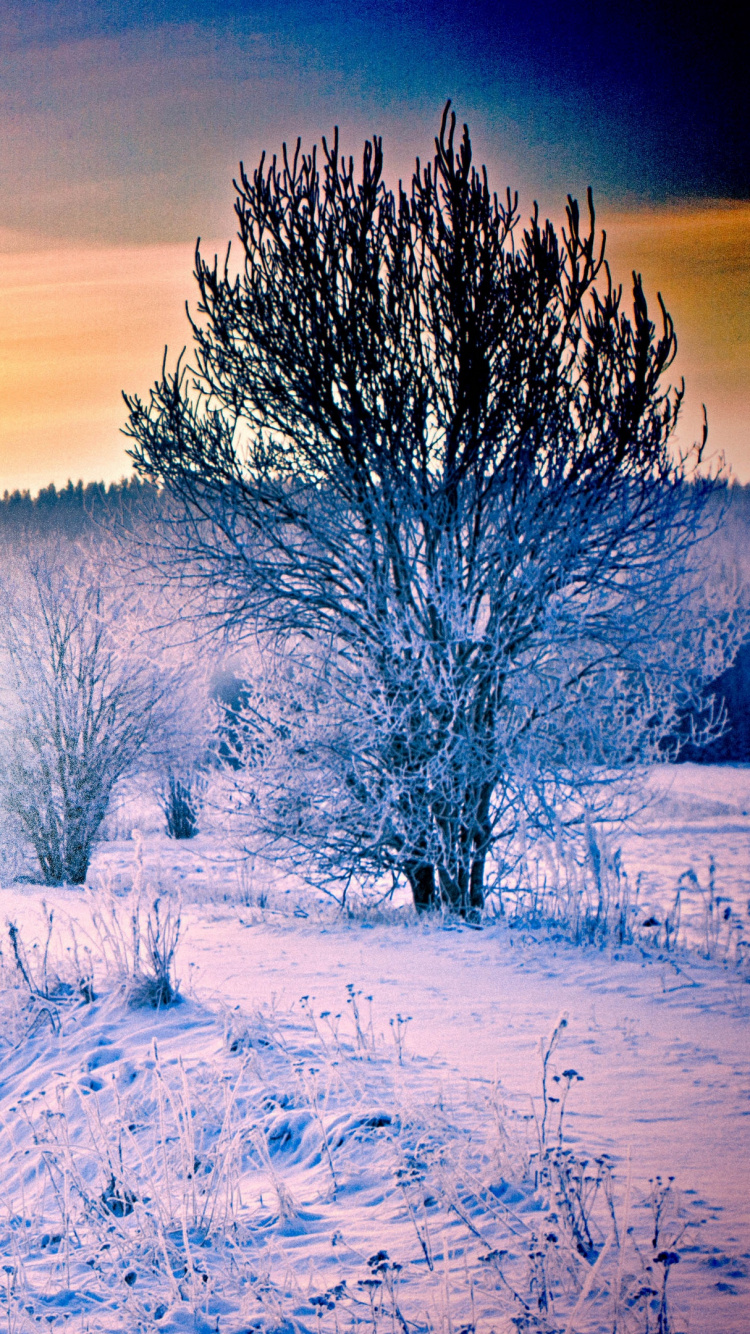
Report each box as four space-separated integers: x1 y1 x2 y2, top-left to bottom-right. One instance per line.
605 202 750 482
1 202 747 493
0 238 198 493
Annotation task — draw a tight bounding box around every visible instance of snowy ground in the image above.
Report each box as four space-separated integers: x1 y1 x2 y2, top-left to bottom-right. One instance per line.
0 765 749 1332
617 765 750 940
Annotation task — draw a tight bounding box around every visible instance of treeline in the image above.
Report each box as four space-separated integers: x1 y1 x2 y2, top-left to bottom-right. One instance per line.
677 641 750 763
0 475 748 764
4 474 749 540
682 481 750 763
0 476 158 535
710 478 750 547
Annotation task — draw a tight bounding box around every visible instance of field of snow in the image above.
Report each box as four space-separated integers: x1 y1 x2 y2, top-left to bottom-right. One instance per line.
0 765 748 1332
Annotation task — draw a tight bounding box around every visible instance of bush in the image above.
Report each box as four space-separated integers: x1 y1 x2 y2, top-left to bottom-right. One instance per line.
0 542 168 885
158 770 202 839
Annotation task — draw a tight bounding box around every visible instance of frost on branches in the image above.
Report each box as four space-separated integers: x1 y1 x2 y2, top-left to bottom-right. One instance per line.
125 105 741 914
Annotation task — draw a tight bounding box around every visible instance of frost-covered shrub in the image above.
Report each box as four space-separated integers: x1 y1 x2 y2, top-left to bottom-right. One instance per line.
158 770 202 840
0 540 209 885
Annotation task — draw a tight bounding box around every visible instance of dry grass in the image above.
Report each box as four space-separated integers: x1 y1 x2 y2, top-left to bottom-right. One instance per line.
0 898 694 1333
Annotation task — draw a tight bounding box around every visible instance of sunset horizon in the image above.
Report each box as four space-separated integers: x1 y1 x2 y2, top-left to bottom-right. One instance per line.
1 0 747 487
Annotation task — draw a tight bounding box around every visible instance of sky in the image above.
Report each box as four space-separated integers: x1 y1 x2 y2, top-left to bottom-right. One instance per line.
0 0 747 491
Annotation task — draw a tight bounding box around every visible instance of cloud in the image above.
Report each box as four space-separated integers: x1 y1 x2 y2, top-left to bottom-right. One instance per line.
4 0 744 254
0 22 295 244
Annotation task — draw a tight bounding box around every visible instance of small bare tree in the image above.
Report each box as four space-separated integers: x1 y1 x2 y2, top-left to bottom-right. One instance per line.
125 104 738 914
0 542 171 885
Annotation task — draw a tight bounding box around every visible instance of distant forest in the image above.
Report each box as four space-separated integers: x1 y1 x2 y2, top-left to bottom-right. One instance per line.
0 476 747 764
0 477 157 534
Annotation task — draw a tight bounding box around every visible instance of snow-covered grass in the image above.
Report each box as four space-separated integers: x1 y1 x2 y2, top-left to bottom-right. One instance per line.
0 764 749 1332
0 908 690 1333
97 764 750 965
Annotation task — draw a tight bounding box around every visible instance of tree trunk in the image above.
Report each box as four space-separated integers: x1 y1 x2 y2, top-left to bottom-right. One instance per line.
467 783 494 918
406 861 437 912
468 854 486 918
65 836 92 885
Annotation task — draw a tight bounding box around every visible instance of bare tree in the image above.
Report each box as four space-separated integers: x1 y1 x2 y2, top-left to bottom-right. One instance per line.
0 542 175 885
125 104 735 915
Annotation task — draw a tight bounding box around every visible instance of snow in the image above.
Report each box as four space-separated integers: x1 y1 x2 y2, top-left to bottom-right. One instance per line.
616 765 750 935
1 764 749 1332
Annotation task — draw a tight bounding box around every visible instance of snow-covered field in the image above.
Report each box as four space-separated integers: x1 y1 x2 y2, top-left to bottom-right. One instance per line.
1 765 748 1332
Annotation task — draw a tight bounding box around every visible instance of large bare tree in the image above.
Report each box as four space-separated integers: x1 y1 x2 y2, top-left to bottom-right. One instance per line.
125 105 730 915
